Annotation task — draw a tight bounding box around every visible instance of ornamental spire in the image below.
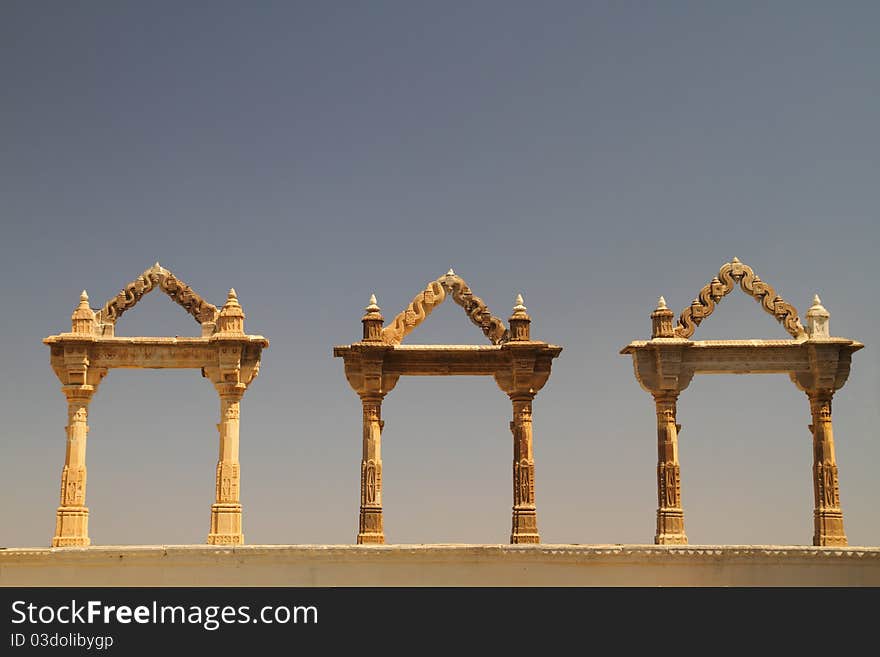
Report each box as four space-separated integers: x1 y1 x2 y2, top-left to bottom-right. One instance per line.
71 290 96 335
652 294 675 338
362 293 384 342
806 294 830 339
508 293 531 341
217 288 245 335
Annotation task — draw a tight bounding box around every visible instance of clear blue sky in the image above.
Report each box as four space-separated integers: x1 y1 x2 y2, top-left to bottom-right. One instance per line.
1 1 877 547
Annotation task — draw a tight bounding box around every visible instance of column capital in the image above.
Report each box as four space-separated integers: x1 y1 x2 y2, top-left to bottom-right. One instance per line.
806 388 835 404
62 384 98 402
213 381 247 400
651 390 680 405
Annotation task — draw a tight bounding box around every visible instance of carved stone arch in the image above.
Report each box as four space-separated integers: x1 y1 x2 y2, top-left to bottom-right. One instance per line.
674 258 806 339
45 268 268 547
335 272 561 544
94 262 219 329
622 258 863 547
381 270 510 345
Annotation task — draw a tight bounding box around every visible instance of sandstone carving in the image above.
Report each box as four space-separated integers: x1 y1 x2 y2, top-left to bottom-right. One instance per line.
381 269 509 345
335 271 561 544
44 266 268 547
621 259 863 546
95 262 219 333
674 257 806 339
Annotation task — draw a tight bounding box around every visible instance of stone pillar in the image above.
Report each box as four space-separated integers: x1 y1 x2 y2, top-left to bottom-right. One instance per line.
208 384 245 545
510 395 539 544
808 391 846 546
358 395 385 544
653 391 687 544
52 385 95 546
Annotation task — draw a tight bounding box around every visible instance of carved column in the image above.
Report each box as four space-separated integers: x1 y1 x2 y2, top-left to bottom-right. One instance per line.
52 385 96 547
808 391 846 546
358 395 385 544
653 391 687 545
208 383 245 545
510 395 539 544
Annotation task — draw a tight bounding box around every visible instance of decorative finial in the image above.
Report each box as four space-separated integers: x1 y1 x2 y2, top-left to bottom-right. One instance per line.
361 292 384 341
71 288 96 333
806 293 830 339
447 268 455 276
216 287 245 334
652 294 675 338
74 290 91 311
365 293 381 313
732 256 740 264
508 292 531 340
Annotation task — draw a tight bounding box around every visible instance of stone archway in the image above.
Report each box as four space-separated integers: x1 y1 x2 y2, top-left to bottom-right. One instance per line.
334 270 562 544
44 263 268 546
621 258 863 546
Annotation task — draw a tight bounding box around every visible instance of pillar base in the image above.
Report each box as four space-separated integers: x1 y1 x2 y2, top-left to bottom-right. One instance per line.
511 509 540 544
208 503 243 545
655 508 687 545
357 533 385 545
52 507 90 547
813 509 847 546
511 533 540 544
207 534 244 545
655 533 688 545
358 507 384 544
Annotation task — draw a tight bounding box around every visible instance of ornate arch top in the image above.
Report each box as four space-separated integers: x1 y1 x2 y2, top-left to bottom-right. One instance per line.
94 262 219 328
381 269 510 345
674 258 806 339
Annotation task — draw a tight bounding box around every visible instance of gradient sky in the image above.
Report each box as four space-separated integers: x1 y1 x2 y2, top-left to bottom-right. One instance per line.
1 2 877 548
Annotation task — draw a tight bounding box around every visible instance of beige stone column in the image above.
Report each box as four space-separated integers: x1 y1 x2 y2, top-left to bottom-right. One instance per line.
208 383 245 545
358 395 385 544
653 391 687 545
52 385 95 547
510 395 539 544
808 391 847 546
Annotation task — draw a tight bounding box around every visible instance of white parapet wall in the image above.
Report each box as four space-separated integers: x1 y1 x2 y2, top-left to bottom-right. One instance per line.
2 544 879 586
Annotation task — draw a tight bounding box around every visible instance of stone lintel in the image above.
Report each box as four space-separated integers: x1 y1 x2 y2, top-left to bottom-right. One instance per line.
45 334 269 347
45 336 268 370
622 338 863 383
334 342 562 378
